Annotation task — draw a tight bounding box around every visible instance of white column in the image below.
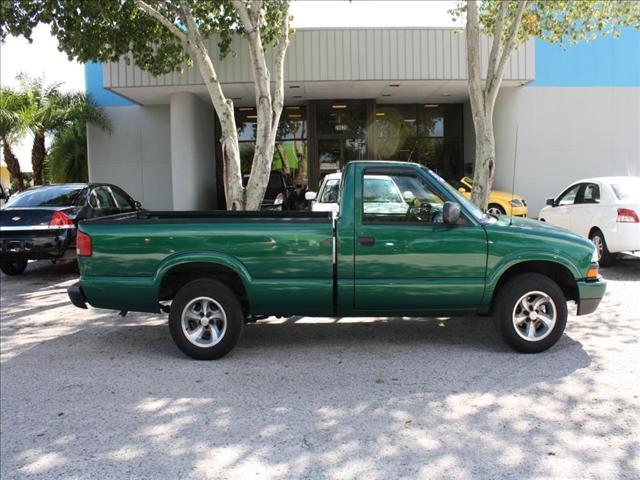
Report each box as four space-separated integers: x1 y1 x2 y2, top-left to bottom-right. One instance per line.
170 92 217 210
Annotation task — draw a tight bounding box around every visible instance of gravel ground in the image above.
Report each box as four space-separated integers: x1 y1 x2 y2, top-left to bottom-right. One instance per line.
1 257 639 479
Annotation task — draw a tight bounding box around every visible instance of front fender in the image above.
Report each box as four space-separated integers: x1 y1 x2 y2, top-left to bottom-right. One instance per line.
481 250 581 310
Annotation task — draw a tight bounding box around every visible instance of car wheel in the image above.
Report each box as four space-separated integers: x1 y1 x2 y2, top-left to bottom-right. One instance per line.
0 260 28 276
589 229 615 267
487 204 506 215
169 279 243 360
493 273 567 353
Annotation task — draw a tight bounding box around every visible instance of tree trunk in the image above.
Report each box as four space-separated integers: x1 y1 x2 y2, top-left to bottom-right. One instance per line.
31 131 46 185
470 116 495 208
2 140 25 191
465 0 528 210
138 0 289 210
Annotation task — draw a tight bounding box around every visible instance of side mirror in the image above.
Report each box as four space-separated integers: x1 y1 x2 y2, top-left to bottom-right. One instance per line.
546 198 556 207
443 201 461 224
402 190 415 202
305 191 317 201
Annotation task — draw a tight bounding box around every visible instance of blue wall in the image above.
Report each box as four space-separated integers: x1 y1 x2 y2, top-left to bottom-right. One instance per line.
85 62 134 107
532 26 640 87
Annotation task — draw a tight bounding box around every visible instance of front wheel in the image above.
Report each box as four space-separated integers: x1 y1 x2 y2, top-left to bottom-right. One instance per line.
0 260 28 276
169 279 243 360
493 273 567 353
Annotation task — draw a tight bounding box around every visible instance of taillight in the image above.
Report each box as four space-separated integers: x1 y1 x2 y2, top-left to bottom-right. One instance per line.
50 211 74 228
76 231 92 257
617 208 639 223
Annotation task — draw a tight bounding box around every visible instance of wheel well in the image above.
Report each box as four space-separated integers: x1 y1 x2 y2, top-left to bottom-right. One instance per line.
490 261 578 313
159 262 250 315
588 226 602 238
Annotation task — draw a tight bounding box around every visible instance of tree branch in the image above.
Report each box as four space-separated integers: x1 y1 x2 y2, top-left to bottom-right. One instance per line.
134 0 188 44
270 5 290 144
485 0 529 108
232 0 258 36
485 0 507 88
465 1 484 115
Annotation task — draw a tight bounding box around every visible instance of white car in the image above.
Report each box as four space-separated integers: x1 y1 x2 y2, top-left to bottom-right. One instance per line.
538 176 640 265
306 173 410 215
306 172 341 213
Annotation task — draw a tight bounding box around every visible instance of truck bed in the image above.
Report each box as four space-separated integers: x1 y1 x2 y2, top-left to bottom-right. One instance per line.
77 209 335 315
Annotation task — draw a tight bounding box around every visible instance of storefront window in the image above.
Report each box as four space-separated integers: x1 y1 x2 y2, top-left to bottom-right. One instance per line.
235 106 308 193
372 104 463 180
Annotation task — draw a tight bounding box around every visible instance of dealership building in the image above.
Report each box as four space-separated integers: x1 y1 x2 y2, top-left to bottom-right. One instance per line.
86 27 639 214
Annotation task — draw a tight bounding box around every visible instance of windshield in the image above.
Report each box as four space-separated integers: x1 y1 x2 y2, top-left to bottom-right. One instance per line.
610 178 640 202
422 167 488 222
319 178 340 203
5 186 82 208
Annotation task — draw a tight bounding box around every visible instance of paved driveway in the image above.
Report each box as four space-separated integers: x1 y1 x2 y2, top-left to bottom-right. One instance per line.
1 258 638 479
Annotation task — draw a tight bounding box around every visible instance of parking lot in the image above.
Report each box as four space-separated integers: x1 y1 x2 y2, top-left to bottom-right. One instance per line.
0 257 638 479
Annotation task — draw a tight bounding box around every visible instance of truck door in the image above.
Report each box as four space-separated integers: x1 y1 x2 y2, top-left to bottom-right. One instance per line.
352 165 487 313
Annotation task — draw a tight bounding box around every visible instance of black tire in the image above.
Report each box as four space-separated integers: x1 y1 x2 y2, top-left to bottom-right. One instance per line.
0 260 28 276
168 279 243 360
493 273 567 353
589 229 615 267
487 203 506 215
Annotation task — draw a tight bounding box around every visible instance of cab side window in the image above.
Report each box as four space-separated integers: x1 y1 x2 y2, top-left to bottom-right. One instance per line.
557 184 581 206
362 169 452 224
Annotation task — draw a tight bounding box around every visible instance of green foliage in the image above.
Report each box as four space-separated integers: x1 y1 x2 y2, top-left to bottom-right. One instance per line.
45 123 88 183
451 1 640 47
0 86 28 143
1 0 291 75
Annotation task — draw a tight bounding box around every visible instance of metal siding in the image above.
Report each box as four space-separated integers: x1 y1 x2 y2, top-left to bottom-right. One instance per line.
103 28 535 88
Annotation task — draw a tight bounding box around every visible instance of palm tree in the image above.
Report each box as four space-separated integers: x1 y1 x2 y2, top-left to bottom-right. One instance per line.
0 87 27 191
46 123 89 183
19 75 111 185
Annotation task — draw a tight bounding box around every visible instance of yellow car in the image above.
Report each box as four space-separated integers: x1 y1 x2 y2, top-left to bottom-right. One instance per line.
450 176 528 217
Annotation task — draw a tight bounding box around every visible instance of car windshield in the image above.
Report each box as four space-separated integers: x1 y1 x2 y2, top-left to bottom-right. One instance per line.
423 167 489 222
610 178 640 202
5 186 82 207
319 178 340 203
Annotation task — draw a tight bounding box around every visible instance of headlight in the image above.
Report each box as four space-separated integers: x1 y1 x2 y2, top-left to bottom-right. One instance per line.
509 199 523 207
274 193 284 206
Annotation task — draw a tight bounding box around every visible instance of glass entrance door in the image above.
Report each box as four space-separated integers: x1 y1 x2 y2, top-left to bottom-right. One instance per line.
316 100 368 181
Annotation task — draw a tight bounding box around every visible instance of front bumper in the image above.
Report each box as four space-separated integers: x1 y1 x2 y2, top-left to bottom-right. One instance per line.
67 282 88 309
576 277 607 315
507 205 528 217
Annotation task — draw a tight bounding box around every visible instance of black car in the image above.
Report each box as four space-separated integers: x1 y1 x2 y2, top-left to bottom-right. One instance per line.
0 183 141 275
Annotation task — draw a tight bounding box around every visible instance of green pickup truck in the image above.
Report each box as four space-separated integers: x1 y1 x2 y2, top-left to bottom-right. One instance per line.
68 161 606 359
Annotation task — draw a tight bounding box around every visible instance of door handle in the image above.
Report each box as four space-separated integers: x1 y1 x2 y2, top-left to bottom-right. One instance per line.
357 236 376 246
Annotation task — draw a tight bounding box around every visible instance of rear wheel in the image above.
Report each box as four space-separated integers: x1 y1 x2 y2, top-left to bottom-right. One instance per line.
0 260 28 276
589 229 615 267
169 279 243 360
493 273 567 353
487 204 506 215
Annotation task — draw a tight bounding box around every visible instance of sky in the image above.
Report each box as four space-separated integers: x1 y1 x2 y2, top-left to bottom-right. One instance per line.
0 0 458 170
